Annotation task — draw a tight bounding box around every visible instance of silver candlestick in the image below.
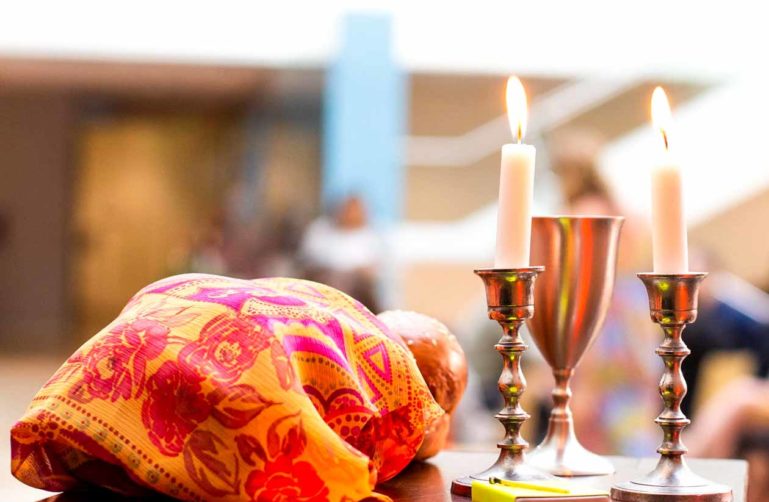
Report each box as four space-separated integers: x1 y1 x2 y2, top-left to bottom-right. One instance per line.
611 273 732 501
451 267 551 496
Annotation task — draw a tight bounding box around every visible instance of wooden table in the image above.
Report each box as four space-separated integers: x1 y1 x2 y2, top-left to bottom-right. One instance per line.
29 450 748 501
378 451 748 502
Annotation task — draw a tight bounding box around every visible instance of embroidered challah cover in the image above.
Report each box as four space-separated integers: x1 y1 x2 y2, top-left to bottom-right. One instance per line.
11 274 442 501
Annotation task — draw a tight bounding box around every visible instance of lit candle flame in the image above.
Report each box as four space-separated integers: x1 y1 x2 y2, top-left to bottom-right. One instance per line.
506 76 528 144
651 86 673 151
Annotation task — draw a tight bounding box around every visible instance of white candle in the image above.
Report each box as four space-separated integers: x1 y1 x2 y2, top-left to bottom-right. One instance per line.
650 86 688 273
495 77 536 268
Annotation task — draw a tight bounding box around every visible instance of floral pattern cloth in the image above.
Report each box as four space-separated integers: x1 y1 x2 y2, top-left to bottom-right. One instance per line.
11 274 443 501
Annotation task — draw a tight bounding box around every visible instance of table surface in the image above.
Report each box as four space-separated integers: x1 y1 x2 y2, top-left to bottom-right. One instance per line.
19 451 747 501
378 451 748 502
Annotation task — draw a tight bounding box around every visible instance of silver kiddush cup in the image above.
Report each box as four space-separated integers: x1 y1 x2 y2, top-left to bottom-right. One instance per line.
525 216 624 476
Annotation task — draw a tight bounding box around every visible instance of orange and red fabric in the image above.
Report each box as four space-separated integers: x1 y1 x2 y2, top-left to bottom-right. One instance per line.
11 274 443 501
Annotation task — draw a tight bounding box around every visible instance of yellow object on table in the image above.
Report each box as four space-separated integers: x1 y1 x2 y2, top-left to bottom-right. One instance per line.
471 478 610 502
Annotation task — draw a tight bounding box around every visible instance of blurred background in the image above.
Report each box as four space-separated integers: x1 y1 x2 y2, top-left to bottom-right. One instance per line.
2 1 769 500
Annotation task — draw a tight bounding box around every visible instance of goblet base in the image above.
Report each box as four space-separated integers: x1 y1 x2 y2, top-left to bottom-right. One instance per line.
528 434 614 476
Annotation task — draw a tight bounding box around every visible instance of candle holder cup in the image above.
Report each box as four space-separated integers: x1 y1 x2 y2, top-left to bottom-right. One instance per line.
611 273 732 501
451 266 552 497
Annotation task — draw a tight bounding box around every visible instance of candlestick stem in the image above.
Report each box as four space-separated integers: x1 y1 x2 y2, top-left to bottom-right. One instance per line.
656 323 689 460
495 315 529 460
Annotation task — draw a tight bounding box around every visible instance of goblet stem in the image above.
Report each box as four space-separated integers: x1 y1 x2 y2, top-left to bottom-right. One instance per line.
540 368 576 448
529 365 614 476
550 368 574 423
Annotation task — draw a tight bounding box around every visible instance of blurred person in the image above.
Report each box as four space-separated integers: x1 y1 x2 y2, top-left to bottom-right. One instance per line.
457 130 659 453
688 376 769 458
228 212 305 280
260 211 306 277
687 376 769 502
188 217 228 275
549 129 648 272
549 130 769 462
300 194 383 311
550 127 769 502
679 250 769 417
679 254 769 502
550 129 619 216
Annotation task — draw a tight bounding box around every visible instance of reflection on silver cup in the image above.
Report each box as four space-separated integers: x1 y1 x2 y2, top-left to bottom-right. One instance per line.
526 215 623 476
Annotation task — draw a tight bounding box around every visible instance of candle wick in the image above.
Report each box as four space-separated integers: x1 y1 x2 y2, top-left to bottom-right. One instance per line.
662 129 669 151
517 123 522 144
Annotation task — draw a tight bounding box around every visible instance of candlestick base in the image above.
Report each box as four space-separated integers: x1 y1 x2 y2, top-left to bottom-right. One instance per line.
451 267 553 497
450 459 551 497
612 478 731 501
612 455 730 501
